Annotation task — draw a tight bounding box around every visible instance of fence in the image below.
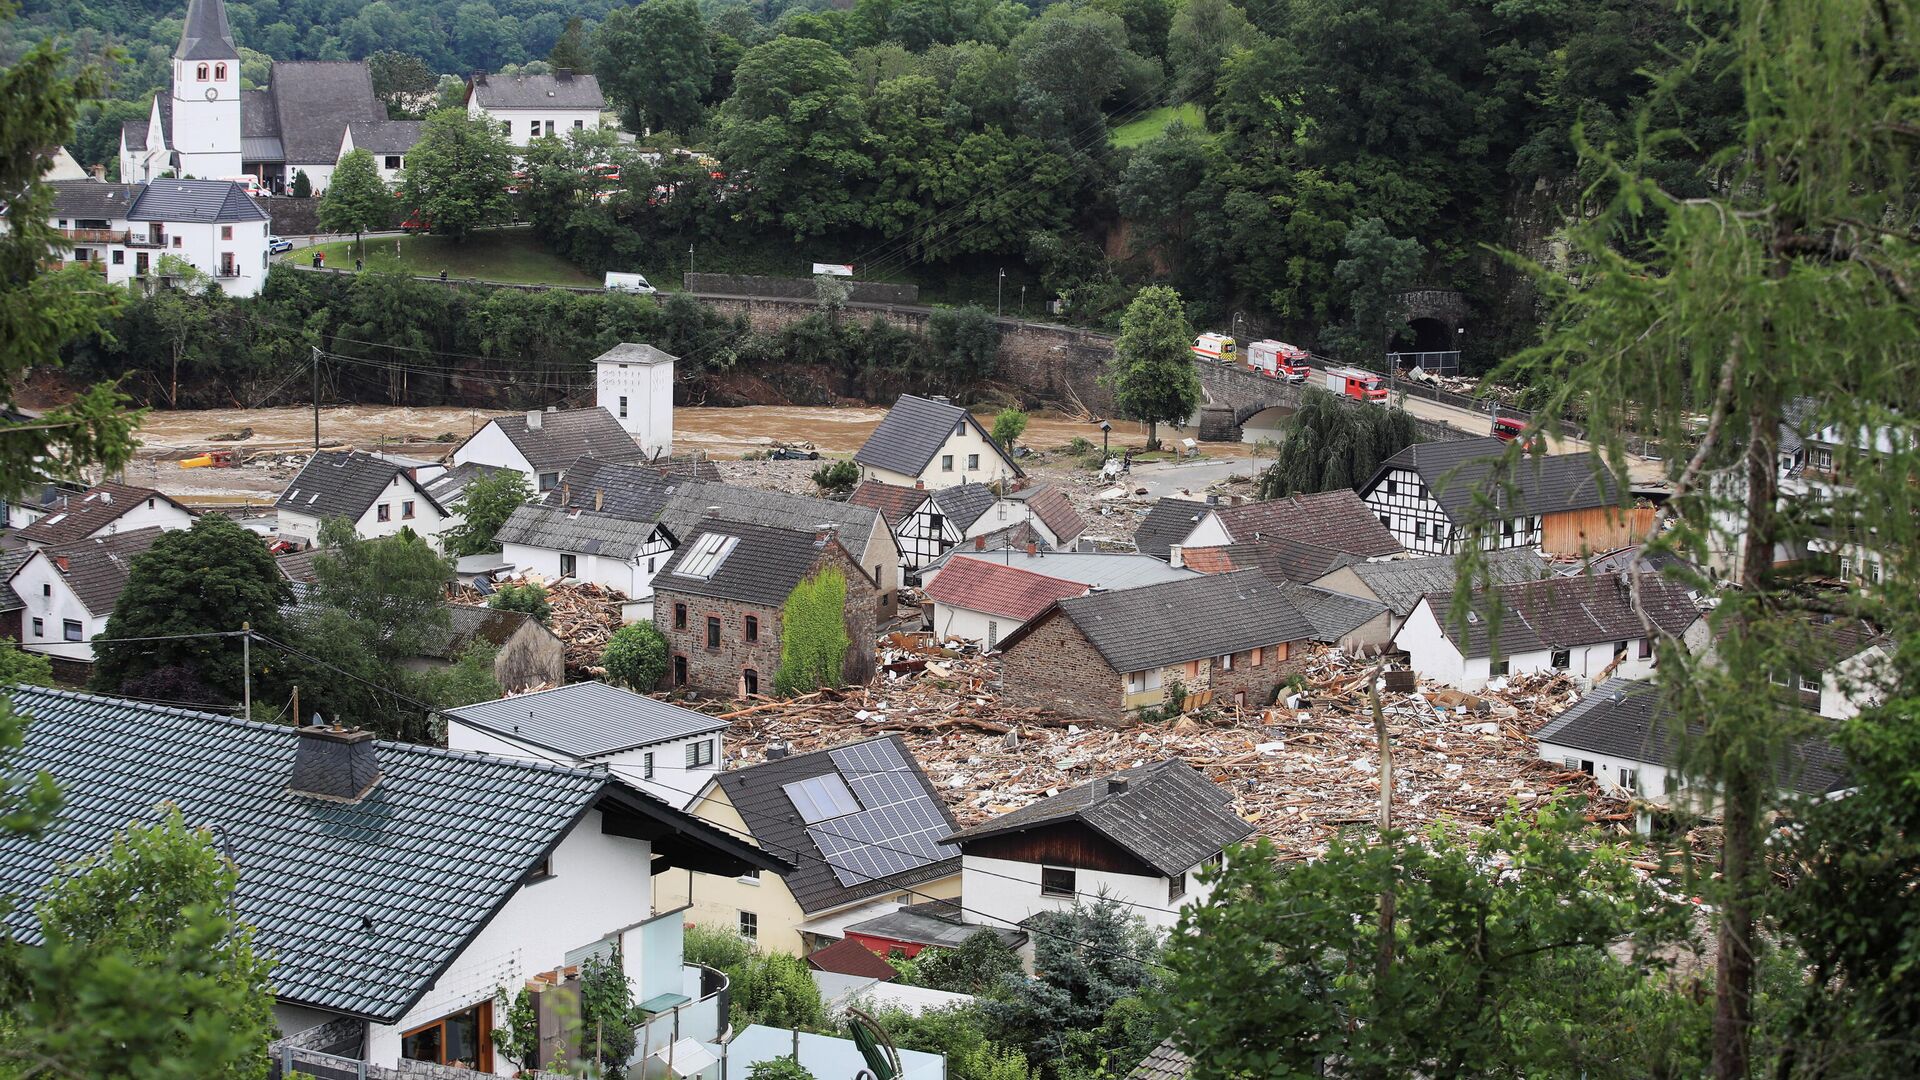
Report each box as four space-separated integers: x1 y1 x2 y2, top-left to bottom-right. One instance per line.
1386 350 1461 374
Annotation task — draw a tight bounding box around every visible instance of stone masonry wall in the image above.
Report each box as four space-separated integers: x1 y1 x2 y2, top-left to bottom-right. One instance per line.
998 613 1126 721
1206 643 1311 711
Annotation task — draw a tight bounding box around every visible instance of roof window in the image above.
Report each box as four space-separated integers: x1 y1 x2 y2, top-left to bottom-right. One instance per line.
783 773 860 823
675 532 738 579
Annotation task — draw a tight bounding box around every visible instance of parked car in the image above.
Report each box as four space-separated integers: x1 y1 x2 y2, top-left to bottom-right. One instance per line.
268 236 294 254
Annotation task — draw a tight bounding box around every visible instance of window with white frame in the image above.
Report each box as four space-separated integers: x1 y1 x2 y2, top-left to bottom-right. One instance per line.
738 911 758 940
1125 668 1162 695
1619 768 1639 793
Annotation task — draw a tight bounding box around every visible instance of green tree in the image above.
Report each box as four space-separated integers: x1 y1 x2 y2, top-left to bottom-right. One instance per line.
596 0 714 134
990 408 1028 453
0 641 55 689
400 108 516 241
318 149 392 259
308 518 454 664
810 458 859 496
1328 216 1422 361
369 50 439 118
1164 804 1698 1076
91 515 293 702
912 930 1023 996
926 306 1001 381
747 1060 817 1080
1105 285 1200 449
871 1005 1032 1080
715 36 870 238
548 16 593 72
1 807 278 1079
1257 387 1417 496
1166 0 1255 107
986 898 1163 1075
292 168 313 198
600 622 668 690
490 582 552 624
443 468 532 555
773 569 851 696
730 951 826 1032
410 641 501 709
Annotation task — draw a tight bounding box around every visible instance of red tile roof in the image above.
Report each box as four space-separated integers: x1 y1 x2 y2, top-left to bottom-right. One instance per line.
806 937 899 981
16 481 192 546
848 479 926 528
922 555 1087 621
1016 485 1086 545
1212 489 1401 557
1178 546 1239 573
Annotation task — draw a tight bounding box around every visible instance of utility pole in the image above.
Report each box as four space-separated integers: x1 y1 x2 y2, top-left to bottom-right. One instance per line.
311 346 322 452
241 622 251 721
291 684 300 726
688 244 694 278
996 267 1005 317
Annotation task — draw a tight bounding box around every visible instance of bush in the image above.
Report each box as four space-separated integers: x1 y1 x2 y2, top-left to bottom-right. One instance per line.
0 639 54 689
489 582 551 623
731 952 826 1033
773 569 850 696
811 458 859 496
685 924 754 975
601 623 669 690
747 1061 816 1080
991 408 1028 452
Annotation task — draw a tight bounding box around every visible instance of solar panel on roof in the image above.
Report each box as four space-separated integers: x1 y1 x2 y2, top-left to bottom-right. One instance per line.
808 741 958 887
783 773 860 823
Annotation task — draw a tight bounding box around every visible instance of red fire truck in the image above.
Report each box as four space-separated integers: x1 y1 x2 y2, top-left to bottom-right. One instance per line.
1326 367 1388 402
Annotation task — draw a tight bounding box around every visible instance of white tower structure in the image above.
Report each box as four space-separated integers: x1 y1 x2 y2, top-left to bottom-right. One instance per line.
170 0 243 179
593 343 676 458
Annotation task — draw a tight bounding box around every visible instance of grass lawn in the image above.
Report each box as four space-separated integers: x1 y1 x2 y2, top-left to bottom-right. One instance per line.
1110 103 1206 148
301 228 600 287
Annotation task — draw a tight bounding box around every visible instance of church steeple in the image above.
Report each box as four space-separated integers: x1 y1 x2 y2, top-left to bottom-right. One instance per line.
176 0 238 61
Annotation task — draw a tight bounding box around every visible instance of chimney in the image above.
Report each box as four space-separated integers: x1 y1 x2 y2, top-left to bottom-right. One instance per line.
974 535 985 551
1169 544 1184 568
472 71 487 86
1025 541 1037 556
527 409 542 430
765 742 789 761
288 724 382 802
52 555 69 573
914 479 924 490
560 482 570 505
594 489 604 512
1107 776 1128 796
90 163 105 181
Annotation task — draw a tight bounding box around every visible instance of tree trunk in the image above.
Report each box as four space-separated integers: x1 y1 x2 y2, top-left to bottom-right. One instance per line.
1372 669 1395 982
1712 397 1780 1079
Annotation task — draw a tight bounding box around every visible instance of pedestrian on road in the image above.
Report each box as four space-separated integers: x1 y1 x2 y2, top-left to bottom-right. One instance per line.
355 258 364 272
439 269 448 281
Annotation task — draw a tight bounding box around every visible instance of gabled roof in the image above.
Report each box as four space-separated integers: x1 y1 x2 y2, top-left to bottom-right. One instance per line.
1536 678 1851 796
15 481 192 547
1133 498 1210 559
128 180 268 223
653 521 847 608
347 120 424 154
0 550 32 614
545 456 685 522
469 71 607 110
657 481 883 565
0 687 785 1023
415 604 557 661
276 548 322 584
849 479 927 529
1180 539 1360 585
1002 569 1314 673
1414 572 1701 658
1005 485 1085 545
1367 438 1622 521
927 550 1197 592
944 759 1253 878
922 556 1085 623
47 180 140 220
175 0 238 60
276 450 440 522
444 680 724 758
842 899 1028 951
422 461 508 508
593 342 677 366
714 735 959 915
929 483 998 531
494 504 659 562
1273 582 1389 643
806 938 898 981
1207 490 1402 558
38 526 167 616
482 408 643 473
854 395 1020 479
1128 1039 1193 1080
121 120 148 153
1338 549 1551 616
261 62 384 166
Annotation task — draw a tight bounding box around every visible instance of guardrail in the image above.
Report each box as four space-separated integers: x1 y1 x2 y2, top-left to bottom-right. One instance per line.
1387 350 1461 374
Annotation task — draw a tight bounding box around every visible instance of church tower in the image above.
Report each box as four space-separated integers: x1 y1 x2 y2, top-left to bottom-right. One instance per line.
169 0 242 179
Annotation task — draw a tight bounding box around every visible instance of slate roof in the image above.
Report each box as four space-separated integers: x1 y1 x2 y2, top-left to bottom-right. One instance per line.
494 504 658 562
926 550 1197 592
276 450 439 522
1128 1039 1193 1080
15 481 192 547
257 62 385 165
1132 498 1210 559
276 548 321 584
593 342 677 366
922 556 1085 623
929 483 999 531
1005 485 1086 545
176 0 238 60
1004 569 1315 673
650 457 723 483
1181 539 1360 585
1556 545 1698 580
414 604 555 661
128 180 268 223
0 687 784 1023
1417 572 1701 658
657 481 883 565
0 550 31 614
544 456 685 522
945 759 1254 878
841 899 1028 951
1536 678 1852 796
348 120 424 154
849 480 928 529
1368 437 1622 521
484 408 643 473
854 395 1019 479
121 120 148 153
422 461 507 508
48 180 140 220
1338 549 1551 616
714 735 959 914
806 938 899 981
1273 582 1390 643
40 526 166 616
653 522 842 608
1208 490 1402 558
444 680 723 759
469 71 607 110
240 135 285 162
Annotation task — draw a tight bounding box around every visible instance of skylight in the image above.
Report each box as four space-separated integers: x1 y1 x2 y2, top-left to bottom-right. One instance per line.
783 773 861 823
674 533 738 579
43 513 65 526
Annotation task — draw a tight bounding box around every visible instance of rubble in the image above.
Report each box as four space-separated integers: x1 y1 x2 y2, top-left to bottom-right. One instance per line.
448 577 626 676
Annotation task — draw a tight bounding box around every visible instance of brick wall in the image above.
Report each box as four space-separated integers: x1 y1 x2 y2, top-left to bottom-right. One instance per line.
998 612 1126 721
1206 641 1311 711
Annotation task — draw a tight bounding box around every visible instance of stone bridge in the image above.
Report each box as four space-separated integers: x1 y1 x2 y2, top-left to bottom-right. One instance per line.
1192 360 1474 444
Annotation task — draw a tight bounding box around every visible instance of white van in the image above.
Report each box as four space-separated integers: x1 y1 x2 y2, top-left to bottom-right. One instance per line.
604 271 657 295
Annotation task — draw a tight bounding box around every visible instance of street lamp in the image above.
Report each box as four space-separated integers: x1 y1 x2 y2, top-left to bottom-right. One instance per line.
1099 420 1113 458
997 267 1006 317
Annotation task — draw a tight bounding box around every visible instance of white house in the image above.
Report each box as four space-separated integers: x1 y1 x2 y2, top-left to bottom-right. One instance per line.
853 394 1022 491
593 343 676 457
1393 572 1708 691
920 554 1088 649
339 120 425 184
1310 548 1550 641
444 681 727 809
466 70 607 148
13 480 196 549
494 503 673 608
9 527 167 664
853 479 1086 574
450 406 643 493
0 688 785 1079
943 759 1252 941
1177 489 1403 564
49 178 271 297
274 450 452 551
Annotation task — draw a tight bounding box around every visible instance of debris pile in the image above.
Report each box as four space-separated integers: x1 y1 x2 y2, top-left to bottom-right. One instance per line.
701 636 1631 860
448 577 627 676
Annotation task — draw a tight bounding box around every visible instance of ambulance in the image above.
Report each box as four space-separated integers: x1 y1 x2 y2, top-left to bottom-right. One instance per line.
1191 333 1236 363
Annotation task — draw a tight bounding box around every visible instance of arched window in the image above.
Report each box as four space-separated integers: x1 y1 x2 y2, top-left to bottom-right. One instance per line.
214 63 227 80
196 64 209 81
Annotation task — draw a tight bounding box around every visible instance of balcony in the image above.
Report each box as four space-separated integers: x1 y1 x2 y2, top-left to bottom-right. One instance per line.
216 267 244 279
125 231 169 249
59 227 125 244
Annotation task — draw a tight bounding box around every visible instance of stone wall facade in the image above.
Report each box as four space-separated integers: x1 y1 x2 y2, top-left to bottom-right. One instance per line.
685 273 919 305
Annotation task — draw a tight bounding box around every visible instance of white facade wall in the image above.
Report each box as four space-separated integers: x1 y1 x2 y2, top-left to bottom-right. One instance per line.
500 541 665 599
1361 468 1540 555
60 214 271 298
862 423 1017 491
451 423 537 490
352 473 450 550
469 100 603 148
1537 740 1672 801
287 162 338 195
20 494 194 549
444 721 719 808
170 57 242 179
11 555 108 662
1396 598 1690 691
595 358 673 457
959 854 1215 936
928 603 1016 650
364 807 653 1076
339 131 410 185
1180 514 1229 550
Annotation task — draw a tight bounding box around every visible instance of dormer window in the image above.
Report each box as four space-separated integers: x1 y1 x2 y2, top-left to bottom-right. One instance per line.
196 64 209 81
214 63 227 80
